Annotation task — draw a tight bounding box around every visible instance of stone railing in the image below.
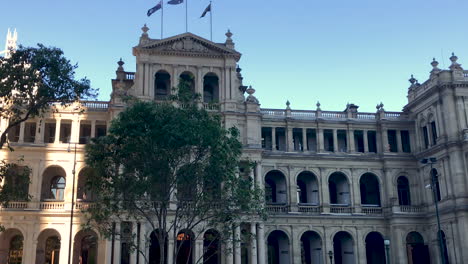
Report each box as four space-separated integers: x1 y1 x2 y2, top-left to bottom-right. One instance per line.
266 203 290 214
81 101 109 111
398 205 426 214
361 205 383 215
126 72 135 80
330 204 353 214
0 201 28 210
298 204 321 214
40 201 65 210
261 109 406 121
203 103 220 111
75 201 97 210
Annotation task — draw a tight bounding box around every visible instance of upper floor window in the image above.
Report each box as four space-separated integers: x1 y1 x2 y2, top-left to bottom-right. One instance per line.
203 73 219 103
50 176 65 201
430 121 437 145
155 71 171 100
422 126 429 149
401 130 411 153
397 176 411 205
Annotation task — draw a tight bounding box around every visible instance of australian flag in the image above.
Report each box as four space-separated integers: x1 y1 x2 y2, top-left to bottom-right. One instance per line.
200 3 211 18
167 0 183 5
147 0 163 17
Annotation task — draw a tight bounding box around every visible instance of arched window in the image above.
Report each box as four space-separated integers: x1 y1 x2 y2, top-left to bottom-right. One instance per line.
203 74 219 103
428 115 438 145
155 71 171 100
177 230 194 264
329 173 350 205
8 235 23 264
365 232 386 264
264 171 287 204
359 173 381 206
397 176 411 205
406 232 430 264
179 72 196 100
78 169 95 201
149 229 168 264
203 229 220 264
431 169 441 202
333 231 354 264
50 176 65 200
296 172 319 204
267 230 290 264
300 231 322 264
45 236 61 264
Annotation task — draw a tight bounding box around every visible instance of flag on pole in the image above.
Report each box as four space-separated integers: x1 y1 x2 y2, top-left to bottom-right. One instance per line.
167 0 184 5
200 3 211 18
147 0 163 16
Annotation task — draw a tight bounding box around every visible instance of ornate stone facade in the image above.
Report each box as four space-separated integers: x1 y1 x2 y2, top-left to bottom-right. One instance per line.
1 27 468 264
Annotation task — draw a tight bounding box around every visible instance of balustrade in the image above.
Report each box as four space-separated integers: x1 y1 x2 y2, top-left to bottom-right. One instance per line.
361 206 383 215
266 204 290 214
298 204 321 214
39 201 65 210
330 204 353 214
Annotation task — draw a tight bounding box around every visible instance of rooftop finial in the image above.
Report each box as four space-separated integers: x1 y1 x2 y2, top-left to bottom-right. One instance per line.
225 29 233 39
117 58 125 71
225 29 235 49
409 74 417 84
142 24 149 35
286 100 291 109
449 52 463 71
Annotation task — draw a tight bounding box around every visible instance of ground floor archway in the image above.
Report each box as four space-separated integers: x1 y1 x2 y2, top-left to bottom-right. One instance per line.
365 232 386 264
267 230 290 264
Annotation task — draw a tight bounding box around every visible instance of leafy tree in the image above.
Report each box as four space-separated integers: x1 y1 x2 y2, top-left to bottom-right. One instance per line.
84 81 264 264
0 44 95 208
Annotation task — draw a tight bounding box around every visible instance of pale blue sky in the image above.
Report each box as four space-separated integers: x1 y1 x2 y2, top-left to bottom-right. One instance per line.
1 0 467 112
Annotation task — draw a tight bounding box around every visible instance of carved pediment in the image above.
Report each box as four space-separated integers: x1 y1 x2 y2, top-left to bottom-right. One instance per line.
135 33 241 60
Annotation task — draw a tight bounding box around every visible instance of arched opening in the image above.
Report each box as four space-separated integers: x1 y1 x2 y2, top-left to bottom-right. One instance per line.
179 72 196 100
41 166 66 201
440 231 449 264
300 231 322 264
333 231 354 264
431 169 441 202
203 73 219 103
406 232 430 264
203 229 220 264
365 232 386 264
73 229 98 264
296 172 319 204
36 229 61 264
359 173 381 206
397 176 411 206
0 229 23 264
265 171 287 204
149 229 168 264
77 168 95 201
328 173 350 205
176 230 194 264
240 226 250 264
155 71 171 100
267 230 290 264
1 164 30 201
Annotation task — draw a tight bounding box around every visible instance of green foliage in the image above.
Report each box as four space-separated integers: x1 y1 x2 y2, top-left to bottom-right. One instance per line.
84 97 264 262
0 159 31 206
0 44 96 149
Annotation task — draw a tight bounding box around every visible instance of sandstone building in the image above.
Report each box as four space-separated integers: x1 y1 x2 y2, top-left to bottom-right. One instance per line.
1 26 468 264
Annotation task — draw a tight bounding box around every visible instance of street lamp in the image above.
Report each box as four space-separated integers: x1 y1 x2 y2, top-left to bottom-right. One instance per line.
328 250 333 264
67 142 78 264
384 239 390 264
421 157 446 264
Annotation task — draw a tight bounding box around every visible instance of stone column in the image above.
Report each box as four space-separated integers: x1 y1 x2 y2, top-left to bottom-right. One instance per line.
195 239 204 264
396 130 402 152
356 228 366 264
255 162 263 192
257 223 266 264
250 223 258 264
333 129 338 152
376 130 382 153
91 120 96 138
363 130 369 153
320 168 330 213
317 128 324 152
35 119 44 144
234 225 241 264
302 128 308 152
17 122 25 143
348 129 355 153
113 223 122 264
130 222 138 264
71 117 79 144
138 223 148 264
59 223 71 264
225 239 234 264
381 128 389 153
287 127 293 152
54 118 61 144
271 127 276 151
350 169 361 213
167 238 175 264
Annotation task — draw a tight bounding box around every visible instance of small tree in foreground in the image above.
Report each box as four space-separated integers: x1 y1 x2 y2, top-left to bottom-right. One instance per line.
0 44 95 212
84 94 264 263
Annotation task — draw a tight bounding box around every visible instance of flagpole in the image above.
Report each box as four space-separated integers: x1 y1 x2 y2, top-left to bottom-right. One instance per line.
185 0 188 32
210 1 213 41
161 0 164 38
